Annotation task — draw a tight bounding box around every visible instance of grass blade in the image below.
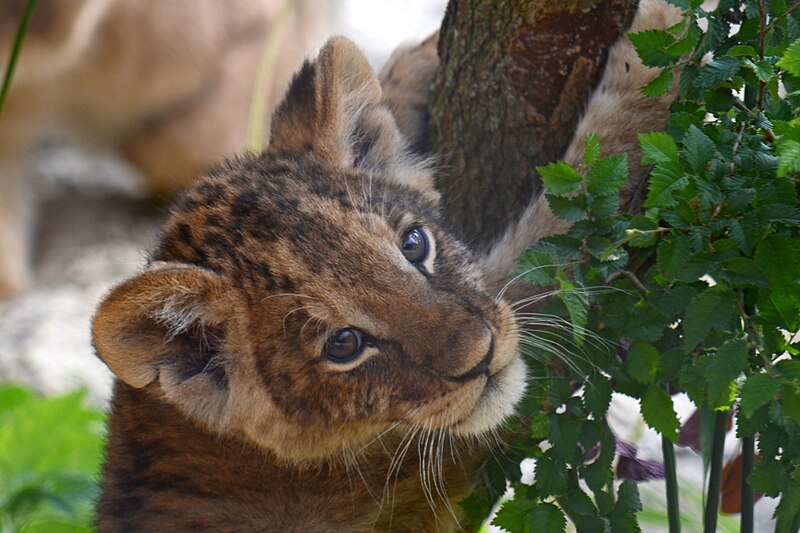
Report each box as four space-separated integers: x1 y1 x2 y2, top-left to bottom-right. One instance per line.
0 0 38 117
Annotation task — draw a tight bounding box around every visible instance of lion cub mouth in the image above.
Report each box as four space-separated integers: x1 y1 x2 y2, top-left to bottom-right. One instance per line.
450 354 527 438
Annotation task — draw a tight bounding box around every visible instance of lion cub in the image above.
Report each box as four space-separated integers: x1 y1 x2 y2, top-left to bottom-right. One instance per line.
0 0 327 298
92 38 526 531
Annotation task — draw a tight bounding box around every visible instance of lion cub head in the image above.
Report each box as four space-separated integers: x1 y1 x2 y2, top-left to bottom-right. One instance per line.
92 38 525 463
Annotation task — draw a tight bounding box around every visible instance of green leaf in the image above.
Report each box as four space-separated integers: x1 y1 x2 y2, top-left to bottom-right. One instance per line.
739 374 781 418
777 37 800 78
705 339 750 409
586 154 628 197
642 68 674 97
776 139 800 176
758 203 800 225
493 495 533 533
748 460 783 497
626 342 661 385
694 56 741 88
584 377 613 418
584 132 601 167
546 194 586 222
639 132 679 164
615 480 643 514
656 233 691 280
727 45 757 57
559 275 589 347
629 29 679 67
683 125 716 174
640 385 680 441
530 412 550 439
719 257 769 287
682 286 738 350
644 161 688 208
529 502 567 533
537 161 583 195
742 59 774 82
517 243 560 286
535 452 569 496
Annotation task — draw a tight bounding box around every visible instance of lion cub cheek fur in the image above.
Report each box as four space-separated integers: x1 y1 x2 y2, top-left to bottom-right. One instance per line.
93 37 524 530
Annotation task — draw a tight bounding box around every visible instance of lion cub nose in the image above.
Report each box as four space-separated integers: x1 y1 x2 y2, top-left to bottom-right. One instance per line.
447 327 493 383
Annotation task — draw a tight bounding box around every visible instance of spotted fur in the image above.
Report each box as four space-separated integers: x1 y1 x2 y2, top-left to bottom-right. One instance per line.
94 38 523 531
93 1 680 529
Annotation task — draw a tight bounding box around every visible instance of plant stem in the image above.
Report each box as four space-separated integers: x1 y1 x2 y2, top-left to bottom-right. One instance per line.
704 410 728 533
662 432 681 533
0 0 38 117
756 0 767 111
764 0 800 34
741 436 755 533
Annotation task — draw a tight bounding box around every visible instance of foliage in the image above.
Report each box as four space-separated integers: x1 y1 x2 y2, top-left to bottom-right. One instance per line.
0 385 105 532
463 0 800 531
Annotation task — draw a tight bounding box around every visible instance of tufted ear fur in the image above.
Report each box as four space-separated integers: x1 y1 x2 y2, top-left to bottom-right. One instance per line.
92 263 236 427
269 37 437 200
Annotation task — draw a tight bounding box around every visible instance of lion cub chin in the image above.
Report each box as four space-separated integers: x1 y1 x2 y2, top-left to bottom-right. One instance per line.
92 37 526 531
0 0 328 298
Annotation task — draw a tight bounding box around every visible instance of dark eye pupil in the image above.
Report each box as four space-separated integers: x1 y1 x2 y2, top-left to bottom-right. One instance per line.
401 228 428 265
326 328 363 362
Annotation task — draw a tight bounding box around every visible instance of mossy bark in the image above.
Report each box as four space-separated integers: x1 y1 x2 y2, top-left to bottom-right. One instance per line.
430 0 638 247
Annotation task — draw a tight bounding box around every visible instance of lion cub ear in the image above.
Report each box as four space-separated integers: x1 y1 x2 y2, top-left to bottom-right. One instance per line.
92 263 235 428
270 37 437 200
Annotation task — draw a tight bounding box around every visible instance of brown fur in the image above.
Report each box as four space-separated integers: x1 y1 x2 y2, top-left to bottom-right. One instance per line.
0 0 329 297
93 1 681 529
94 38 524 531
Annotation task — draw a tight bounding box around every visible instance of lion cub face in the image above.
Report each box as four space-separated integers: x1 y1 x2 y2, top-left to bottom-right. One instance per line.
93 38 525 463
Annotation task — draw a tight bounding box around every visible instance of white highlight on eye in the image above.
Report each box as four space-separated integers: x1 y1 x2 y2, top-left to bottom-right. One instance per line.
419 226 436 275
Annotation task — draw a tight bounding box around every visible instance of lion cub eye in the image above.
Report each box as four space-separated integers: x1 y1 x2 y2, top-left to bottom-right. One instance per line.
325 328 364 363
401 227 429 266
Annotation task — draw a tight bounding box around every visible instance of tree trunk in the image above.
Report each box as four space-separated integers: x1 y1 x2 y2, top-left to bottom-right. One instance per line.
430 0 639 247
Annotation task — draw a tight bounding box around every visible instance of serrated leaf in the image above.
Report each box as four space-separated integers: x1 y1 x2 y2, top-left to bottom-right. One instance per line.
584 132 601 167
743 58 775 82
535 453 569 496
683 286 738 350
626 342 660 384
546 194 586 222
777 37 800 78
629 29 679 67
694 56 741 88
748 460 782 497
587 154 628 197
657 233 691 280
640 132 679 164
640 385 680 441
584 377 613 418
759 203 800 225
537 161 583 195
777 139 800 176
493 495 533 533
727 45 757 57
642 68 674 97
530 412 550 439
705 339 750 409
615 480 643 514
719 257 769 287
529 502 567 533
740 373 780 418
644 160 688 208
517 244 559 286
683 125 716 174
